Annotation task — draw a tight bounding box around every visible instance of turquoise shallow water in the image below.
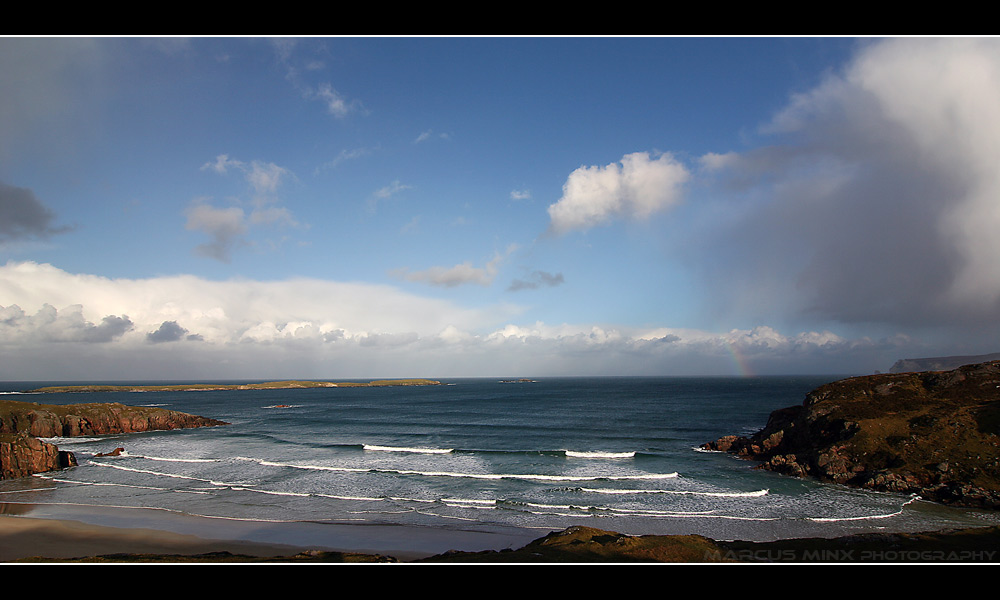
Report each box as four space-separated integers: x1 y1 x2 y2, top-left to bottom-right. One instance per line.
3 376 999 546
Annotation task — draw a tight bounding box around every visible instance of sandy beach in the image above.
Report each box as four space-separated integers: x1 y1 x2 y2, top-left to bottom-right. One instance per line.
0 514 315 562
0 503 546 562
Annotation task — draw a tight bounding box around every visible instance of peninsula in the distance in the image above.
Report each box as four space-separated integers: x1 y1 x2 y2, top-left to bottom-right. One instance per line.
27 379 442 394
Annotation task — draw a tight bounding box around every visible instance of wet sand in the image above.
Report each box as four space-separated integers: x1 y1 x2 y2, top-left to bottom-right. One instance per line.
0 503 546 562
0 514 312 561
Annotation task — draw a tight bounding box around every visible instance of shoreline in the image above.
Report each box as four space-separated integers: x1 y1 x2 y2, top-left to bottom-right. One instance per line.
5 507 1000 564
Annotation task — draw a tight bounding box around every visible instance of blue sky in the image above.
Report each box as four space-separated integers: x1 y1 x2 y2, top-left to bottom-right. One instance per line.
3 36 999 380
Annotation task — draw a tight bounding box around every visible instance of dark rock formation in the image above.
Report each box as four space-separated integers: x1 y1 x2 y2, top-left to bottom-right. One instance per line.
703 360 1000 509
418 526 729 563
94 447 125 457
417 524 1000 563
0 399 227 480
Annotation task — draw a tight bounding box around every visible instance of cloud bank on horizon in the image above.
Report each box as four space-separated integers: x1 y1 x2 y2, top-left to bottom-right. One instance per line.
2 36 999 380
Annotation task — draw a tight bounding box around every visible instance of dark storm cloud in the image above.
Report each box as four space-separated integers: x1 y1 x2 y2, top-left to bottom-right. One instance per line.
692 38 1000 333
79 314 134 343
0 304 132 343
0 182 70 242
146 321 190 343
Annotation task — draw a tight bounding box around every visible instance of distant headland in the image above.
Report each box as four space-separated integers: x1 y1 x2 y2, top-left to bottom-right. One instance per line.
889 352 1000 373
26 379 443 394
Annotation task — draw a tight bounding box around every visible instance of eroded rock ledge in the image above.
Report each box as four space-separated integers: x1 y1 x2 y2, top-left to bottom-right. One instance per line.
0 399 228 479
703 360 1000 509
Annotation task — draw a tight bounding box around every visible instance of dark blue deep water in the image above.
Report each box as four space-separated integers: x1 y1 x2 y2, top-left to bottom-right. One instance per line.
3 377 999 544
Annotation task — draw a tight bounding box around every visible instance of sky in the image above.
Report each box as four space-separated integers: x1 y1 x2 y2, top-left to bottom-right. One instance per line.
3 35 1000 381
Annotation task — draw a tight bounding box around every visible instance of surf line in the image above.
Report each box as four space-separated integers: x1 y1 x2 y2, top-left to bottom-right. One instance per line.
253 458 679 482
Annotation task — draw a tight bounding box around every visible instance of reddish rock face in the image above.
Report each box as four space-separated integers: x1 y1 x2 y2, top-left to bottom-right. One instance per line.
1 402 226 439
0 400 226 480
0 433 77 479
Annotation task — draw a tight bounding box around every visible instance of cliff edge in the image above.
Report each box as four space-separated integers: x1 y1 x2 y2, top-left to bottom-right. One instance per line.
0 399 227 479
703 360 1000 509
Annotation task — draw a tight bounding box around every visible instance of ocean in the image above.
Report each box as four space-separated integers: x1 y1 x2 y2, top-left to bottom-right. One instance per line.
2 376 999 554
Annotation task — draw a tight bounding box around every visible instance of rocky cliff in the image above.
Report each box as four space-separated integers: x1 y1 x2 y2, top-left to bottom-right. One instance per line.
703 360 1000 509
0 399 227 479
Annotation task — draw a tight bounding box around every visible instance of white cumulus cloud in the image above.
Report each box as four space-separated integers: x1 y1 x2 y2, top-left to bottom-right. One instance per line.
547 151 690 234
0 260 921 380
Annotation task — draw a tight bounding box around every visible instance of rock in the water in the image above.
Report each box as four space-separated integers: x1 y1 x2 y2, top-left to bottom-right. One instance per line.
94 447 125 457
702 360 1000 509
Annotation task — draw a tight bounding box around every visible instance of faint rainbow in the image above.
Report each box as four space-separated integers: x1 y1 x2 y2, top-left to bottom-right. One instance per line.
724 340 754 377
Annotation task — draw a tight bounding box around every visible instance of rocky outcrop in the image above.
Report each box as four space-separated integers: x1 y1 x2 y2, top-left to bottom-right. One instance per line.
417 524 1000 563
703 360 1000 509
419 526 729 563
0 400 227 439
0 399 227 480
0 432 77 479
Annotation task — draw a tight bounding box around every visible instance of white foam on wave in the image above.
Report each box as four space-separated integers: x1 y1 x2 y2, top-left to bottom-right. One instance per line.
257 459 369 473
229 487 311 498
90 462 237 488
511 500 720 519
363 444 454 454
580 487 769 498
807 495 920 523
133 454 218 463
248 457 678 482
565 450 636 459
316 492 385 502
442 497 496 507
35 474 212 494
442 501 496 511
